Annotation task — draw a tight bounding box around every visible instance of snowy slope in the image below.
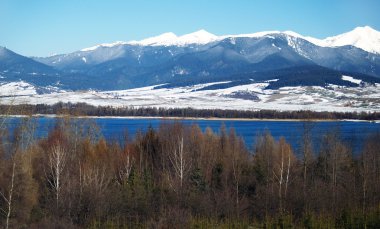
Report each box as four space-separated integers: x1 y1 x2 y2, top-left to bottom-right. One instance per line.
322 26 380 54
81 41 128 52
30 26 380 90
80 26 380 54
1 77 379 113
2 26 378 93
220 26 380 54
128 29 220 46
0 81 37 96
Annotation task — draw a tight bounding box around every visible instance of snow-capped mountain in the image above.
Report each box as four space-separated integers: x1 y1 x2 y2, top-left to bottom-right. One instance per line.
128 29 220 47
81 41 128 52
1 26 380 112
0 46 64 88
80 30 219 52
79 26 380 54
0 46 56 74
224 26 380 55
320 26 380 54
0 26 379 92
29 26 380 90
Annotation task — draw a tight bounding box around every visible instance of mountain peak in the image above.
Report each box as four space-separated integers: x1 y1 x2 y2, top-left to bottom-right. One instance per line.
183 29 217 38
323 25 380 54
353 25 377 32
176 29 218 45
127 30 219 47
0 46 13 58
128 32 178 46
0 46 9 52
348 26 379 37
81 41 127 52
79 26 380 54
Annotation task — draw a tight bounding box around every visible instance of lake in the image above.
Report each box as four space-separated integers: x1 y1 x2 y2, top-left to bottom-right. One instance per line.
2 117 380 155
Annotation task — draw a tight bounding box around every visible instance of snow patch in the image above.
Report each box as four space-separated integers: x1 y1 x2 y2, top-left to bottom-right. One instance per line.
128 30 219 47
265 79 279 83
342 75 362 84
0 81 37 96
272 43 281 50
81 41 127 52
172 66 189 76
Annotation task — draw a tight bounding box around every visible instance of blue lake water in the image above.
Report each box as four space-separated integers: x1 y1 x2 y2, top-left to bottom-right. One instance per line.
3 117 380 155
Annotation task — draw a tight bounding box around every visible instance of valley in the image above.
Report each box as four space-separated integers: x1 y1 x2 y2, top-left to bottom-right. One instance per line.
1 78 379 112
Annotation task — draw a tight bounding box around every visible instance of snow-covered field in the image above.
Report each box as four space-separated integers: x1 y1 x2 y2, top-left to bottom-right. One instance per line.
0 80 379 112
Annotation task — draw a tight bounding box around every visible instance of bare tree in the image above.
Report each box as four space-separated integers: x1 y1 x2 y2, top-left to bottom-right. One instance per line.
0 98 15 229
116 149 135 186
319 130 350 212
0 161 15 229
272 138 294 212
169 137 191 189
46 145 67 208
360 133 380 214
81 166 110 197
228 129 248 214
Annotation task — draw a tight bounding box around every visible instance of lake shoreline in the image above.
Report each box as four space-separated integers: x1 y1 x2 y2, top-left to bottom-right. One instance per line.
2 114 379 123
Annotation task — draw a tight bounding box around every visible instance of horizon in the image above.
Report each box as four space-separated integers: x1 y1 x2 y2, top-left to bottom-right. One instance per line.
1 0 380 57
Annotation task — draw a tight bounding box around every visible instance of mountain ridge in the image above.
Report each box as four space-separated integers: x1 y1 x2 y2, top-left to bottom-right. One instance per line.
1 26 380 92
77 26 380 54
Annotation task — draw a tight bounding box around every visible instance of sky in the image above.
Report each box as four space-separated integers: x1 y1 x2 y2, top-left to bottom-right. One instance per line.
1 0 379 57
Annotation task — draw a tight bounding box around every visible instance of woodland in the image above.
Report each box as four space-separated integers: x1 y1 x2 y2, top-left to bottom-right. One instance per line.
0 115 379 228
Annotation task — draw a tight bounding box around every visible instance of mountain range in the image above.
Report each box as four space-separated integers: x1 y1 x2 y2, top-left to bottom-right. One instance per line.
1 26 380 92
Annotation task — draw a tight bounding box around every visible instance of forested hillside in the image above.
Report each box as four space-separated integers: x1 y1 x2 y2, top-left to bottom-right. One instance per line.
0 117 379 228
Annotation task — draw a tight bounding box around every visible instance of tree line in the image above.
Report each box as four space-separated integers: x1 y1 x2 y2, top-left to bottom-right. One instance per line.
1 102 380 120
0 117 379 228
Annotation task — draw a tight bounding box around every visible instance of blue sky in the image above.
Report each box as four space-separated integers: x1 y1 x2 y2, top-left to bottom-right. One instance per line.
1 0 379 57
